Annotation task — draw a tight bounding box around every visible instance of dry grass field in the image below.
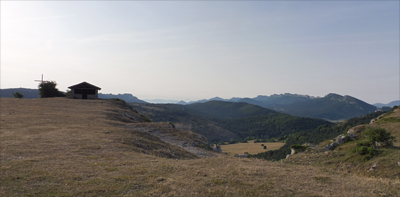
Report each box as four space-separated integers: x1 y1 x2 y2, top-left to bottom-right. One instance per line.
1 98 399 196
220 140 285 156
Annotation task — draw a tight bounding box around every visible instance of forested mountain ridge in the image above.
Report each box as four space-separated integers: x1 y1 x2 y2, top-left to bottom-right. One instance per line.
283 93 378 120
131 101 332 142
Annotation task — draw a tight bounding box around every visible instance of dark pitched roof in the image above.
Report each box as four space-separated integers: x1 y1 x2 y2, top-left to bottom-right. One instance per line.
68 82 101 90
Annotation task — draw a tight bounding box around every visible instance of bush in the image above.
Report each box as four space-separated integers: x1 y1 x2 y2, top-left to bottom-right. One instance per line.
356 141 372 147
364 127 396 146
12 92 23 99
355 146 375 161
38 81 65 98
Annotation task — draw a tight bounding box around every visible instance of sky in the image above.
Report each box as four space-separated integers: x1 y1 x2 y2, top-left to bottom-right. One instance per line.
1 1 399 104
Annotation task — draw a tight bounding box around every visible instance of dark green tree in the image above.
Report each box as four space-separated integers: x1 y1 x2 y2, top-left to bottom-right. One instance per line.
12 92 24 99
38 81 65 98
364 127 396 146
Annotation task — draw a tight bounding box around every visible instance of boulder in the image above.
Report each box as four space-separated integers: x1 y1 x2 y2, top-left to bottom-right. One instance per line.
303 142 314 147
213 144 222 153
348 133 357 140
370 119 376 124
347 125 367 134
291 148 296 155
324 134 346 150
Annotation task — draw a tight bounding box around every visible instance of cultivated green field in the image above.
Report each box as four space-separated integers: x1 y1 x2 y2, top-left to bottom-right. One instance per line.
220 140 285 156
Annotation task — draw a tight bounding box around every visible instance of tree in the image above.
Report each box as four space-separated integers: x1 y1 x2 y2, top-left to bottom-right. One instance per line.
38 81 65 98
364 127 396 146
12 92 23 99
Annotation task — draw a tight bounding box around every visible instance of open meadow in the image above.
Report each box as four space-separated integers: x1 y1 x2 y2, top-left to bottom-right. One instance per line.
1 98 399 196
220 141 285 156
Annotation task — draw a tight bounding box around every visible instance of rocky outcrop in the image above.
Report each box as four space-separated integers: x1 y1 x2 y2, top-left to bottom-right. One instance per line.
213 144 222 153
324 134 346 150
347 125 367 134
234 153 248 158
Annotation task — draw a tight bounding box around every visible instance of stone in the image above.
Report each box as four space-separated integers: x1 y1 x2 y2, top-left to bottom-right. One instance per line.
291 148 296 155
324 144 334 150
367 163 377 172
347 125 366 134
370 119 376 124
348 133 357 140
303 142 314 147
213 144 222 153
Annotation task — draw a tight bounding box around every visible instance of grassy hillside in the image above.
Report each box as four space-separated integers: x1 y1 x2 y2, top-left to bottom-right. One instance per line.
1 98 399 196
284 107 400 180
250 111 386 161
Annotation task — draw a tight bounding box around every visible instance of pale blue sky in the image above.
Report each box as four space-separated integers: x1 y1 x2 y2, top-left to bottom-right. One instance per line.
1 1 399 103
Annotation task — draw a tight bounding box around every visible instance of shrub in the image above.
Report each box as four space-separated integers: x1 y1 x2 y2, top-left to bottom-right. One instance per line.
12 92 23 99
355 146 375 161
364 127 396 146
356 141 372 147
263 146 267 149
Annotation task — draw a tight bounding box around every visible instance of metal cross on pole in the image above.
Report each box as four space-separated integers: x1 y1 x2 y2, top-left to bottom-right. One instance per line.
34 74 48 83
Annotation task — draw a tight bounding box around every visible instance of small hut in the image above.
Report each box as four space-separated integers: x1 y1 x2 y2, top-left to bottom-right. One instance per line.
68 82 101 99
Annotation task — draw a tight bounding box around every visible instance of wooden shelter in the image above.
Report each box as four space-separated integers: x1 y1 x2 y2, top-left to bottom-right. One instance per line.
68 82 101 99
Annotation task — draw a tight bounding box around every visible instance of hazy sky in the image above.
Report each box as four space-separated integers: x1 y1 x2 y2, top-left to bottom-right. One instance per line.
1 1 399 103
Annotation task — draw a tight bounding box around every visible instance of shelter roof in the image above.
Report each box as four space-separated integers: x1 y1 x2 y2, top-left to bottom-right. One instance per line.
68 82 101 90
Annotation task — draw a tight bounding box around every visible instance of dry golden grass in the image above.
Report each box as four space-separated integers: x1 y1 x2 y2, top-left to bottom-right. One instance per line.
220 140 285 156
1 98 399 196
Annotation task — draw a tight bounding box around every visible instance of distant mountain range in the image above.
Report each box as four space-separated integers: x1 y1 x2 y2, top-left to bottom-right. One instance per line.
373 100 400 108
178 93 380 121
98 93 147 103
0 88 40 98
1 88 395 121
